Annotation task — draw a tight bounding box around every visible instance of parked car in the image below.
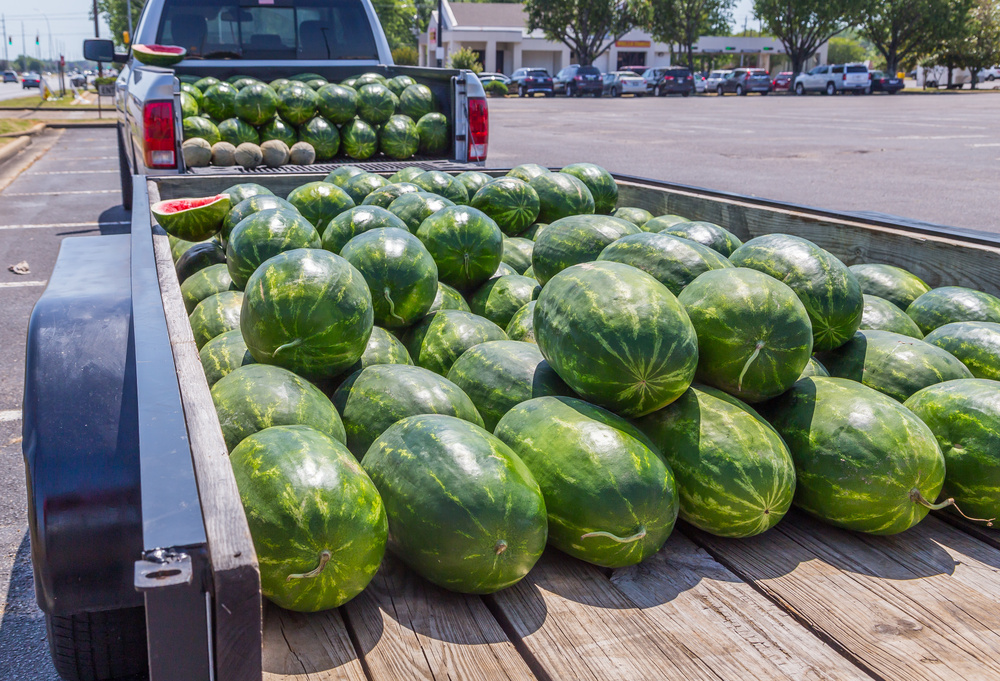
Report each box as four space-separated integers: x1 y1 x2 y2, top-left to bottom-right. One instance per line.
603 70 646 97
652 68 694 96
772 72 793 92
871 70 904 94
642 67 670 93
509 68 554 97
3 70 18 83
69 72 88 88
694 72 708 93
717 68 771 95
554 64 603 97
704 69 732 93
835 63 872 94
794 65 836 95
477 72 510 86
21 72 41 89
978 66 1000 81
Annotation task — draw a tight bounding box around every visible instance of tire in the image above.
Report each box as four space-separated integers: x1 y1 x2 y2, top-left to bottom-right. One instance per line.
655 85 662 97
566 84 574 97
117 126 133 211
825 82 836 96
46 607 148 681
716 86 724 96
888 89 898 95
795 83 805 95
736 85 745 96
545 92 554 98
612 87 619 97
761 90 768 96
519 86 525 98
988 75 996 81
682 90 690 97
865 86 873 94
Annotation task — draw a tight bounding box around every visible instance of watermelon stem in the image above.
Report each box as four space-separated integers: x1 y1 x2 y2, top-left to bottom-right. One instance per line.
494 539 508 555
580 526 647 544
285 550 332 582
273 338 303 357
384 287 405 324
910 489 995 527
738 341 765 392
463 253 471 281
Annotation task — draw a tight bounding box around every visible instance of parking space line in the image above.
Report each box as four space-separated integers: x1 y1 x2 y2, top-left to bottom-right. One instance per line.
55 156 116 160
0 220 129 231
25 170 117 175
0 410 21 423
4 189 119 196
0 280 47 288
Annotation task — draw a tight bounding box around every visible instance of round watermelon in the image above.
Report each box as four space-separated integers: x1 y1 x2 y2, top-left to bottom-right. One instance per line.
643 214 690 232
346 326 412 374
333 364 482 457
223 182 273 204
342 173 389 205
258 116 299 148
316 83 358 125
341 119 379 160
660 221 742 256
181 263 235 313
505 301 536 342
471 178 540 235
306 78 328 91
362 414 547 593
194 76 220 92
860 294 923 338
202 82 239 120
849 263 931 310
507 164 550 183
234 83 279 126
298 116 340 161
560 163 617 215
454 171 493 196
380 115 419 159
361 182 420 209
356 83 397 125
416 206 503 290
269 78 290 90
169 235 199 262
227 209 322 289
612 207 653 229
183 116 221 145
199 329 254 387
293 72 327 83
353 73 386 87
402 309 508 376
530 214 640 286
341 228 438 329
468 274 540 329
597 232 733 296
412 170 469 204
223 195 298 244
323 165 366 188
799 356 830 379
907 287 1000 335
217 118 260 147
180 91 199 118
399 83 437 120
529 172 596 223
730 234 863 352
678 268 814 403
389 166 425 183
491 262 517 278
387 192 455 231
190 290 243 350
230 425 386 611
241 249 373 378
175 241 226 283
322 205 408 253
428 282 471 313
637 386 795 537
277 83 319 125
535 261 699 416
286 181 356 229
231 77 262 90
502 237 534 274
924 322 1000 380
416 113 449 155
768 376 946 534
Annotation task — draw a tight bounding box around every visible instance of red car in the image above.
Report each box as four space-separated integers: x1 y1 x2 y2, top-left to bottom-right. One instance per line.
772 72 793 92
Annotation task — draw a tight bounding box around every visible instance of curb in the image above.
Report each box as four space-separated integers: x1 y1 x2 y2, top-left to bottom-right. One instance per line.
0 136 31 166
0 122 47 138
46 121 117 129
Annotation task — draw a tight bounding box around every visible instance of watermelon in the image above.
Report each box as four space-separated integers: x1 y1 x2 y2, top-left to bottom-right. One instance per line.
502 237 534 274
412 170 469 205
491 263 517 279
170 236 201 263
428 282 471 313
730 234 863 352
258 116 299 148
182 116 221 145
535 261 699 416
660 221 742 257
190 291 243 350
293 72 327 83
226 209 322 289
523 266 535 278
849 263 931 310
446 341 571 431
332 364 482 456
180 263 235 313
316 84 358 125
924 322 1000 380
223 182 273 205
202 82 239 121
389 166 425 183
346 326 412 374
416 206 503 290
353 73 387 87
199 329 254 387
905 379 1000 522
907 287 1000 335
530 214 640 286
403 309 508 376
286 182 355 229
341 119 379 160
230 425 386 611
277 84 320 125
180 92 199 118
175 241 226 283
380 115 420 159
387 75 417 96
362 414 546 593
799 356 830 379
529 172 596 223
507 164 550 183
768 376 946 534
298 116 340 161
471 178 540 235
269 78 290 90
223 195 299 244
399 83 437 120
860 294 923 338
362 182 421 209
560 163 618 215
356 83 397 125
306 79 328 91
597 232 733 296
340 77 359 89
231 77 262 90
816 329 973 403
217 118 260 147
455 171 493 196
323 165 366 188
387 192 455 231
612 207 654 229
341 228 438 329
152 194 230 241
233 83 279 125
132 44 186 67
416 113 449 155
637 386 795 537
342 173 389 205
495 396 676 567
194 76 220 92
643 215 690 232
468 274 540 329
505 301 536 342
322 205 408 253
679 268 814 403
241 249 373 378
521 223 547 241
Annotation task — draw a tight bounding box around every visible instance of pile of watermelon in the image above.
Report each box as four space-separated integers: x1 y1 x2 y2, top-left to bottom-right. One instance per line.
178 72 449 170
160 163 1000 614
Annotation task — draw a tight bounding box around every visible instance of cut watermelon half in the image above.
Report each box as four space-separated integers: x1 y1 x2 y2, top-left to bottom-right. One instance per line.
133 44 187 68
152 194 231 241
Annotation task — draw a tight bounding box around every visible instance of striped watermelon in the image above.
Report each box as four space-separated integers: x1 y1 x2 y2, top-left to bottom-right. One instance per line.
234 83 279 125
223 182 273 205
491 262 517 278
643 215 690 232
560 163 618 214
597 232 733 296
190 291 243 350
507 163 550 183
182 116 221 146
531 214 640 286
180 263 235 313
226 209 322 289
470 178 540 236
412 171 470 205
494 396 677 568
389 166 425 183
387 192 455 231
202 82 239 120
637 385 795 537
346 326 412 374
356 83 397 125
612 207 653 228
399 84 437 120
416 206 503 290
223 195 299 244
402 309 508 376
455 171 493 196
529 172 595 223
298 116 340 161
849 263 931 310
535 261 698 416
343 173 390 205
428 282 471 313
321 205 409 254
153 194 231 242
860 294 923 338
521 223 547 241
502 237 534 274
341 119 379 160
362 182 421 209
199 329 254 387
286 182 356 229
277 83 319 125
362 414 547 593
379 115 419 160
907 287 1000 335
323 165 366 188
316 83 358 124
468 274 540 328
416 113 449 155
505 301 536 342
661 221 742 257
924 322 1000 380
799 356 830 379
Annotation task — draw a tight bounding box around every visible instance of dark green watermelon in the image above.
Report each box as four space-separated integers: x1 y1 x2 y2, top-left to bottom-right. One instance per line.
379 115 419 159
342 173 389 205
505 301 536 342
321 205 409 253
194 76 220 91
924 322 1000 380
597 232 733 296
180 92 200 118
361 182 421 209
362 414 547 593
729 234 863 351
357 83 397 125
535 261 699 416
612 206 653 228
530 214 640 286
316 83 358 125
399 84 437 120
529 172 596 223
402 309 508 376
643 214 690 232
175 240 226 283
849 263 931 310
346 326 412 374
352 72 387 87
202 82 239 120
416 206 503 290
468 274 540 329
416 113 449 155
412 170 469 205
470 177 540 236
907 287 1000 335
286 181 356 229
298 116 340 161
428 282 471 313
454 171 493 196
323 165 366 188
234 83 279 125
258 116 299 148
269 78 290 91
768 376 946 534
507 164 550 183
560 163 618 215
799 356 830 379
223 182 273 204
226 209 322 289
341 119 379 160
277 83 320 125
170 235 201 263
389 166 425 183
491 262 517 278
223 195 299 244
190 291 243 349
182 116 221 145
199 329 254 387
521 222 548 240
860 294 923 338
387 192 455 231
230 425 386 611
661 221 742 257
230 76 262 89
180 263 235 313
502 237 534 274
241 249 373 378
637 385 795 537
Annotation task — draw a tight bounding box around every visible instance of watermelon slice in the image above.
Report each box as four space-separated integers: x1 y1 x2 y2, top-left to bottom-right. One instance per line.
132 44 187 67
152 194 230 241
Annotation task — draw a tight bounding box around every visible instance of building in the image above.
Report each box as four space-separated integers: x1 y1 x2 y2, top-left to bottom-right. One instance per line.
418 2 827 75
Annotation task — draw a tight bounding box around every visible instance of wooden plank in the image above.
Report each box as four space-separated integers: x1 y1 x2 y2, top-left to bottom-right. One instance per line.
487 551 723 681
611 532 869 681
263 605 366 681
689 511 1000 681
148 180 263 681
341 556 534 681
934 512 1000 553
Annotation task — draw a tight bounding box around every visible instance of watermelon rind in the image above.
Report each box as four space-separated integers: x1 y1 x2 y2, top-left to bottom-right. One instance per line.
501 237 534 274
428 282 471 313
322 205 409 254
277 83 320 126
132 44 186 67
345 326 412 375
507 164 550 183
402 309 508 376
505 301 536 342
234 83 279 126
152 194 231 242
180 263 235 313
471 178 540 235
416 205 503 290
659 220 742 256
416 113 449 155
529 172 596 223
387 192 455 231
468 274 540 329
199 329 254 387
217 118 260 147
286 181 356 229
530 213 640 286
612 206 653 228
341 119 379 160
189 290 243 350
412 170 469 205
379 114 420 160
597 232 733 296
907 286 1000 336
298 116 341 161
923 321 1000 380
850 263 931 310
560 162 618 215
226 209 322 289
316 84 358 125
202 82 239 121
860 294 924 338
399 83 437 120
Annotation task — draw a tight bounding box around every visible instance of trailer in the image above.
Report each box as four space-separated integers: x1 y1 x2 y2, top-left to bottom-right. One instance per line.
23 170 1000 681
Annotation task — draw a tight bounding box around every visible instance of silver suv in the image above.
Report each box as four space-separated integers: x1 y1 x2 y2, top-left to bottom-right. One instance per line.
795 63 871 95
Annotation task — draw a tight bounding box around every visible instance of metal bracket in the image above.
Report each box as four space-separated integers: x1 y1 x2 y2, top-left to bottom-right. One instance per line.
135 549 194 591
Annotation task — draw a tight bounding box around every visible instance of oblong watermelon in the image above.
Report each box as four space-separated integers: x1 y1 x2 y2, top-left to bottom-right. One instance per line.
286 181 356 229
180 92 199 118
361 182 421 209
277 83 319 125
924 322 1000 380
323 165 366 188
298 116 340 161
362 414 547 593
507 163 550 183
342 173 389 205
321 205 409 254
860 294 923 338
223 195 299 244
560 163 618 215
399 84 437 120
502 237 534 274
387 75 416 96
345 326 412 374
494 396 677 567
535 261 699 416
637 385 795 537
529 172 596 223
180 263 235 313
597 232 733 296
153 194 231 242
341 119 379 160
259 116 299 148
387 192 455 231
907 287 1000 335
316 83 358 125
849 263 931 310
455 171 493 196
412 171 469 205
202 82 239 120
194 76 220 92
380 114 419 160
531 214 640 287
190 290 243 350
416 113 449 155
199 329 254 387
183 116 221 146
175 240 226 283
416 206 503 290
491 262 517 278
505 301 536 342
643 214 690 232
468 274 540 329
660 221 742 256
799 356 830 379
471 178 540 236
389 166 425 183
223 182 273 204
402 309 508 376
612 206 653 228
521 223 547 241
428 282 471 313
234 83 279 125
227 209 322 289
357 83 397 125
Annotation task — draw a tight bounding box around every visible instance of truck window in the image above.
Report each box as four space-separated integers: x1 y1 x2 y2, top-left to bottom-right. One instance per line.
156 0 378 60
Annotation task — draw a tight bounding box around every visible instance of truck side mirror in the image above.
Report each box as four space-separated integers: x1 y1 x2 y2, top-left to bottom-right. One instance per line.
84 39 116 63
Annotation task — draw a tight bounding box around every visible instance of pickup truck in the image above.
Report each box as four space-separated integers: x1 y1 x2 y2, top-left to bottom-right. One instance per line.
83 0 488 211
23 166 1000 681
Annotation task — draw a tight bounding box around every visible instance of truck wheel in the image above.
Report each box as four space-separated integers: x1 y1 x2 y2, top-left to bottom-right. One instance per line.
825 82 836 96
795 83 805 95
717 85 724 96
117 127 133 211
736 85 745 96
46 607 148 681
518 86 525 97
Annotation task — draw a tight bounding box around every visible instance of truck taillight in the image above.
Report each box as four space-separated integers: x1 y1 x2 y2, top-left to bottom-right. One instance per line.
143 100 176 169
468 97 488 162
842 74 847 80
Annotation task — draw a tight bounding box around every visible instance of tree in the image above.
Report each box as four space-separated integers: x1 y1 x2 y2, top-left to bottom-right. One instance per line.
936 0 1000 87
95 0 145 48
524 0 641 66
642 0 735 71
856 0 970 74
753 0 864 76
827 36 866 63
450 46 484 72
371 0 419 49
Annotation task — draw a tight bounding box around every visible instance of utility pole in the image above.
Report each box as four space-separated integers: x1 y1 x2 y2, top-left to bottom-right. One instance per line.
436 0 443 67
2 15 8 68
126 0 133 48
21 22 25 71
93 0 102 77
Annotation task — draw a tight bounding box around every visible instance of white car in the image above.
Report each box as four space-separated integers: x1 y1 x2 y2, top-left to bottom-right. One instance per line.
603 70 646 96
704 69 732 94
978 66 1000 81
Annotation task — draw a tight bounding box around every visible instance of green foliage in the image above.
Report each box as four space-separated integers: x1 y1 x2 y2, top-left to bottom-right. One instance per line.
827 36 867 63
371 0 419 49
13 55 45 73
525 0 641 66
483 80 509 96
392 45 419 65
94 76 117 86
753 0 865 75
927 0 999 86
642 0 736 70
856 0 972 73
95 0 145 48
450 47 484 73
